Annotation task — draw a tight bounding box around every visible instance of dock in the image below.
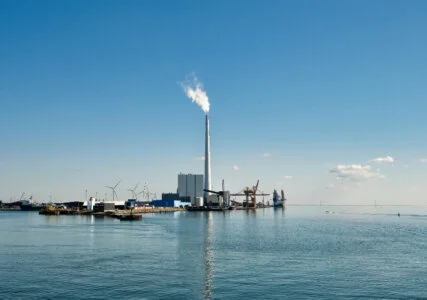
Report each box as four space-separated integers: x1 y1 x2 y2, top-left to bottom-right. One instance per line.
39 206 186 217
187 207 227 212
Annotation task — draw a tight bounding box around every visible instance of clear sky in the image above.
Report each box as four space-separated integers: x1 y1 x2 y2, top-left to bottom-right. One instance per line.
1 0 427 205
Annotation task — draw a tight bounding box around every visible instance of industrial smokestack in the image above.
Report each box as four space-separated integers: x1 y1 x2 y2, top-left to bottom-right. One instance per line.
204 114 212 200
180 74 211 200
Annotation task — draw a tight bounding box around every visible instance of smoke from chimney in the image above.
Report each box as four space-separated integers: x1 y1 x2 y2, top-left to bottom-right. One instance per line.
180 74 210 114
181 74 212 201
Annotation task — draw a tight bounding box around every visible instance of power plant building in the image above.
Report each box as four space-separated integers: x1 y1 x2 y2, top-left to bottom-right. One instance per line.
178 174 203 202
151 200 191 208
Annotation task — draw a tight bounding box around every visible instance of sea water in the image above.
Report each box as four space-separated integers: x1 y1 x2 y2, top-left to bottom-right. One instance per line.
1 206 427 299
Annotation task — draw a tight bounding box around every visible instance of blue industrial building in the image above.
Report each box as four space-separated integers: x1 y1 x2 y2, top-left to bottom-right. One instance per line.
151 200 191 208
125 199 136 209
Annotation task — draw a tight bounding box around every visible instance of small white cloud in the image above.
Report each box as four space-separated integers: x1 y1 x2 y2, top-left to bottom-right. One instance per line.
284 175 293 179
370 156 394 164
261 153 272 157
195 156 205 161
420 158 427 163
330 164 384 181
232 165 240 171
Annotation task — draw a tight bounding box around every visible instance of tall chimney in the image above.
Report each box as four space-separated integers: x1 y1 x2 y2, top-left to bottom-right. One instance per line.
204 114 212 201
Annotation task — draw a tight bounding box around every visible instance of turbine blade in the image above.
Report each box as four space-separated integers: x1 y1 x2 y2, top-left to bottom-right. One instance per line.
114 180 121 189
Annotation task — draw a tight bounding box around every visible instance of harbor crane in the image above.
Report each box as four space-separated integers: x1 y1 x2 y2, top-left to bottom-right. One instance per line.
203 188 223 206
203 179 228 207
230 180 270 209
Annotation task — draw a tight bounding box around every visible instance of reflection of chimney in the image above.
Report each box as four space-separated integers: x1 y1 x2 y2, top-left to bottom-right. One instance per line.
204 115 212 200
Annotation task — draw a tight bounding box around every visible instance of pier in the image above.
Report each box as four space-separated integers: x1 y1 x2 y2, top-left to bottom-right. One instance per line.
39 206 187 217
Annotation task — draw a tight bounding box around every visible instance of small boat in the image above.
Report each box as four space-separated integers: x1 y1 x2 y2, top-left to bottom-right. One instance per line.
119 214 142 221
228 206 236 210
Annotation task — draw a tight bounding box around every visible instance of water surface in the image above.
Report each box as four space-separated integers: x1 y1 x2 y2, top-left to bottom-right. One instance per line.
1 206 426 299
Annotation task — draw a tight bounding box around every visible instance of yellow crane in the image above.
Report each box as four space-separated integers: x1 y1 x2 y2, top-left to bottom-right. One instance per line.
230 180 270 209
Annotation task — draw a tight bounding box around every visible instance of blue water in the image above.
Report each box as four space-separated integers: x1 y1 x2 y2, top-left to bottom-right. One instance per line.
1 206 427 299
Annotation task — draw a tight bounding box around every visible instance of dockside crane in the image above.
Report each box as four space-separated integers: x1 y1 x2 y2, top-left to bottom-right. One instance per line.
203 179 228 207
203 188 223 206
230 180 270 209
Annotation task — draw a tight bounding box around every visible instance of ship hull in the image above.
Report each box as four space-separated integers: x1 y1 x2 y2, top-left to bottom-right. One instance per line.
273 202 284 208
20 204 43 211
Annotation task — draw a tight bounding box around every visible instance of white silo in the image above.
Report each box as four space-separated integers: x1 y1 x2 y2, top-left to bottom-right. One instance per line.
87 197 96 211
195 197 204 207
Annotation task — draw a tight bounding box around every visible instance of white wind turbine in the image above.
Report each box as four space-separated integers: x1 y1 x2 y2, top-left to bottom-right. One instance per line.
106 180 121 202
128 182 139 199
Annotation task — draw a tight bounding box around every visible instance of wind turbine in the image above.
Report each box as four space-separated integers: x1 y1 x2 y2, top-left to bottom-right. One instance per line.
128 182 139 199
142 182 156 201
142 182 149 201
105 180 121 202
135 190 145 201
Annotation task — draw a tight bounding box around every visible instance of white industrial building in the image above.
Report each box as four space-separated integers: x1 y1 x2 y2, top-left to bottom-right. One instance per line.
178 173 203 203
206 191 230 207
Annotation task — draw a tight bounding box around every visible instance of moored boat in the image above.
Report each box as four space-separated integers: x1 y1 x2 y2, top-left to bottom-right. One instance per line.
20 199 44 211
119 214 142 221
273 189 286 208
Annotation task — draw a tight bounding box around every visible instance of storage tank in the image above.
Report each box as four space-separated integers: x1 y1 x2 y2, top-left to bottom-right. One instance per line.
195 197 204 207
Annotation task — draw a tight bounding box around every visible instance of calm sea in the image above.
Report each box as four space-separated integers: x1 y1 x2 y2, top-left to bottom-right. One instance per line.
1 206 427 299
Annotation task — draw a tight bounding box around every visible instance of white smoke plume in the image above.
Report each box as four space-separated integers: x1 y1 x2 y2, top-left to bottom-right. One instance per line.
180 74 210 113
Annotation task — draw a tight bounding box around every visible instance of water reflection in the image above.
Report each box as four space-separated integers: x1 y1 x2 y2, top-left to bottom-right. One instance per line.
43 215 65 225
203 212 214 299
273 206 286 217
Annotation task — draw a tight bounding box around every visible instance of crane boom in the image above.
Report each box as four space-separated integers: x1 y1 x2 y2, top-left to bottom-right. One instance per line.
203 189 224 195
230 193 269 196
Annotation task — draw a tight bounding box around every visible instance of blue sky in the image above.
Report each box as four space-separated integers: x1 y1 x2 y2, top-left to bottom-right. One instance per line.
1 0 427 204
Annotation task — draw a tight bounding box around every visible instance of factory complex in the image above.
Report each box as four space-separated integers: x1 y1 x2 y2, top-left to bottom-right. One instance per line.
1 80 288 216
